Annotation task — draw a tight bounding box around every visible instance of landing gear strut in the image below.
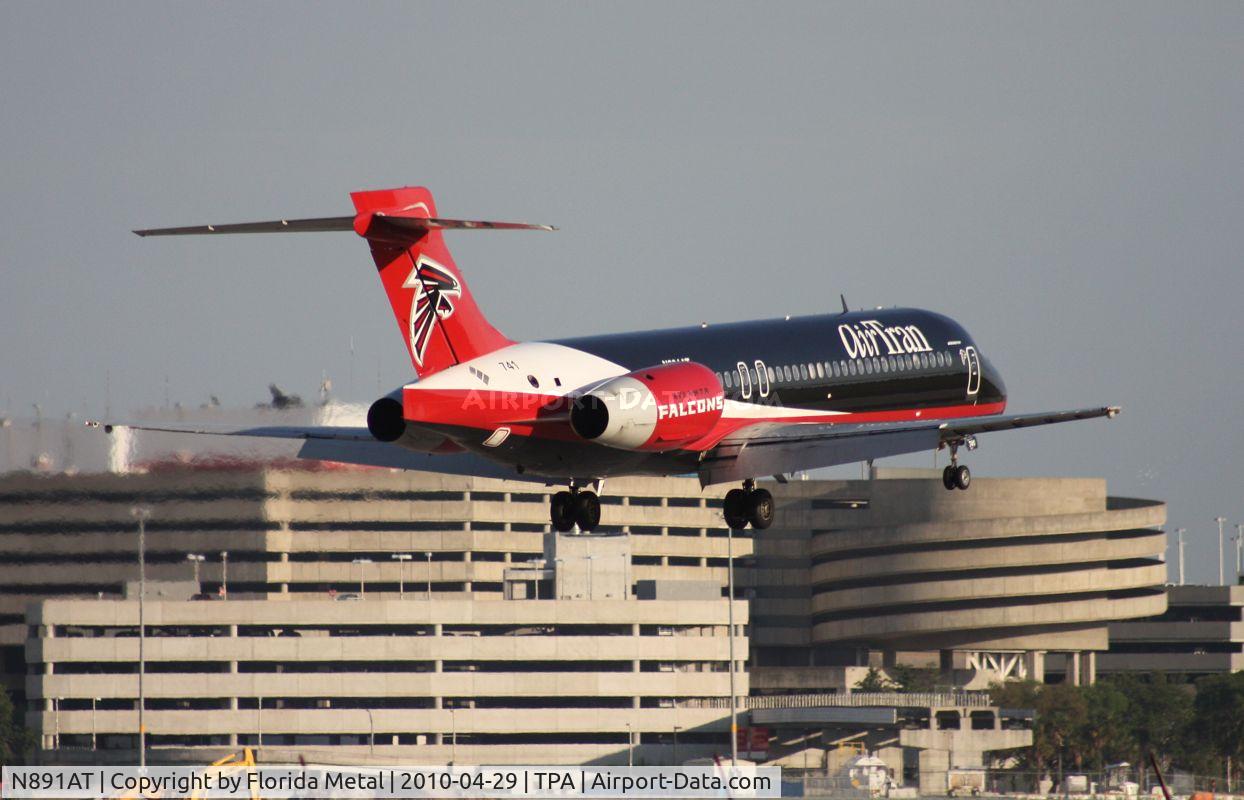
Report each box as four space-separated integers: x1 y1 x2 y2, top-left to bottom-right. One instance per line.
550 485 601 532
723 479 774 530
941 443 971 491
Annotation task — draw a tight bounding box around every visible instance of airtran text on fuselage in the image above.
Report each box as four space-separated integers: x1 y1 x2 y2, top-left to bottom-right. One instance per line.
838 320 933 359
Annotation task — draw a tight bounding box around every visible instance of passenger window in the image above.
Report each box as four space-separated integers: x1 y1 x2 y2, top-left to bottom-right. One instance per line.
767 366 776 383
816 362 825 380
724 372 733 388
800 364 809 381
783 365 793 381
848 361 857 376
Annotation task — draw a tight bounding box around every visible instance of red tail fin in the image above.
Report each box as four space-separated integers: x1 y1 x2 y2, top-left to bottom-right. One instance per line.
350 187 513 377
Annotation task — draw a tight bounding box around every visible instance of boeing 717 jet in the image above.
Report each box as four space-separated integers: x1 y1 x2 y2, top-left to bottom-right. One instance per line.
96 186 1119 532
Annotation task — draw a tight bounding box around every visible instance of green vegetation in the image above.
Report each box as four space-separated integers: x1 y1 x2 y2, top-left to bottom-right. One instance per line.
989 672 1244 786
0 683 36 766
853 665 942 693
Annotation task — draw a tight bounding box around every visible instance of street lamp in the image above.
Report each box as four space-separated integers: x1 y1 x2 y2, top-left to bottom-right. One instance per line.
91 696 99 751
130 506 151 769
672 724 681 767
626 721 633 767
392 554 412 598
220 550 229 599
726 524 738 767
425 552 433 600
1217 517 1228 585
366 708 375 756
1236 524 1243 577
450 706 457 765
186 553 205 588
1176 529 1186 586
353 558 372 598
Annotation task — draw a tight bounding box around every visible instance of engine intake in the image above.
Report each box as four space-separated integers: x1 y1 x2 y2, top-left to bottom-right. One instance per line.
366 396 407 442
570 362 725 451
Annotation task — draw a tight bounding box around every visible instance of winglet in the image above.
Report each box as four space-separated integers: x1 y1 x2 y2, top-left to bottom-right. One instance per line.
840 294 849 314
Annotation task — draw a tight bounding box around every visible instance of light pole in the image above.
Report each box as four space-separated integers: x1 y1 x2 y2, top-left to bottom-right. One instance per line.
186 553 205 588
425 552 433 600
673 724 680 767
91 696 99 751
220 550 229 599
726 524 738 767
1177 529 1186 586
585 555 595 599
1217 517 1228 585
450 707 457 765
1235 524 1243 578
353 558 372 598
131 506 150 769
257 695 262 749
392 554 412 598
626 721 633 767
366 708 375 756
53 697 60 750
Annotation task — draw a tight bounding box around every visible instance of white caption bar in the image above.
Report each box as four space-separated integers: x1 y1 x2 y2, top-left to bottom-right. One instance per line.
1 766 782 799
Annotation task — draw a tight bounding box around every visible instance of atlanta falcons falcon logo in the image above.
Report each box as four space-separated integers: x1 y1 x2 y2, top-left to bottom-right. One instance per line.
404 255 461 366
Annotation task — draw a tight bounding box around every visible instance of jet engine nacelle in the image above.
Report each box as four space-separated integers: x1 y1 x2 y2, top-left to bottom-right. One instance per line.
570 362 725 451
367 393 407 442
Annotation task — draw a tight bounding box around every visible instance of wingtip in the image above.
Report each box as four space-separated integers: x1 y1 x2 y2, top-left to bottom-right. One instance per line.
1106 405 1122 419
84 420 115 434
132 230 149 238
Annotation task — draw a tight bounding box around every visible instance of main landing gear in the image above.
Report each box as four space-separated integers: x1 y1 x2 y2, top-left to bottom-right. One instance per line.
723 479 775 530
941 439 973 491
550 485 601 532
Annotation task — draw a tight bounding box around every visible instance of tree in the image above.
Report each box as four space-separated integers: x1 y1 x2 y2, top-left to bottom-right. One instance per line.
1107 673 1194 777
1193 672 1244 784
854 667 897 692
889 665 941 693
0 684 35 766
1078 681 1134 771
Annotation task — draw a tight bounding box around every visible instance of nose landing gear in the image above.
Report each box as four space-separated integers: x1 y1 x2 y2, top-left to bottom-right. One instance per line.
550 484 601 532
723 479 775 530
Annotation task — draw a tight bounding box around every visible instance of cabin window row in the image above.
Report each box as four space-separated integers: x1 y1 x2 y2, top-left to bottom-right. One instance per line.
716 350 955 390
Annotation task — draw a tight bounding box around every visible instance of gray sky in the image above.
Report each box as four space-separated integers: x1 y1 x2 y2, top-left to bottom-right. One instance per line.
2 2 1242 582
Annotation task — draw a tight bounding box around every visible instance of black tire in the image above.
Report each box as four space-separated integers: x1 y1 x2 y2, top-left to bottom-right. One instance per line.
747 488 775 530
551 491 576 532
723 488 749 530
574 491 602 531
942 465 956 491
953 464 971 490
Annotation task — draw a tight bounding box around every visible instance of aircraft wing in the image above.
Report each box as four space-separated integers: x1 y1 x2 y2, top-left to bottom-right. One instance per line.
86 420 374 440
86 420 546 483
697 406 1121 486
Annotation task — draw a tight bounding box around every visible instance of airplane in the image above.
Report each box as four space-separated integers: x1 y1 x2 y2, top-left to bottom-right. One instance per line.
94 186 1119 533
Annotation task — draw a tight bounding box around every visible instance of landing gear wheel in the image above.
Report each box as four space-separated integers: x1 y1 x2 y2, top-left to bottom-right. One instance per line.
952 464 971 491
942 465 956 491
747 488 775 530
723 489 749 530
574 491 601 531
550 491 576 532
